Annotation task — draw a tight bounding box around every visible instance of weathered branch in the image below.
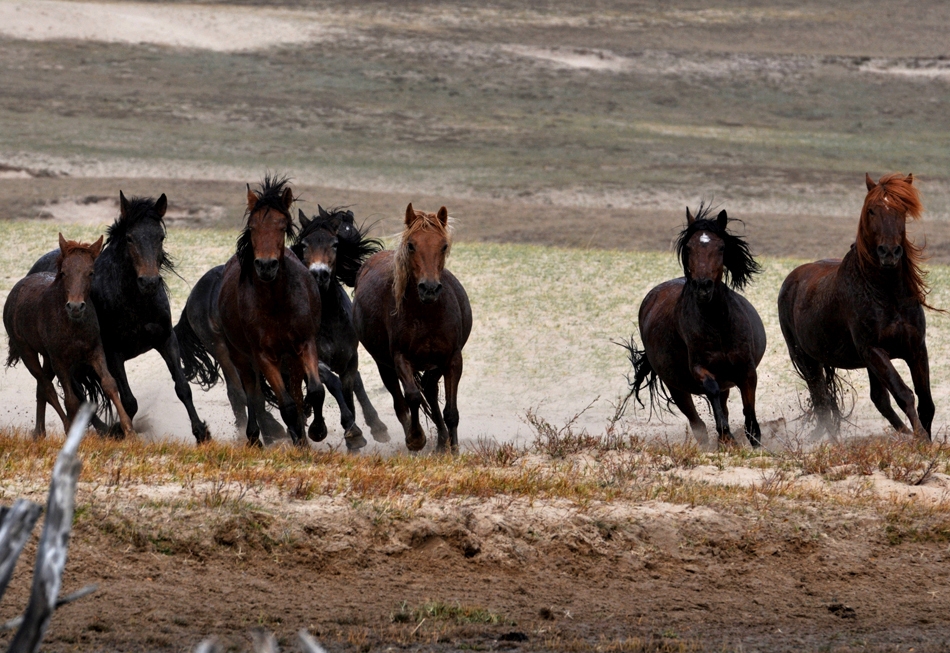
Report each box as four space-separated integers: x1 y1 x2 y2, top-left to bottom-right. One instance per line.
7 403 92 653
0 499 43 602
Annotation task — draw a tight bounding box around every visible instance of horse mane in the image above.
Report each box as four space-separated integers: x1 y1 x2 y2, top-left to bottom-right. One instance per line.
236 174 297 282
105 195 174 274
856 173 929 306
674 202 761 291
292 207 383 288
392 209 453 305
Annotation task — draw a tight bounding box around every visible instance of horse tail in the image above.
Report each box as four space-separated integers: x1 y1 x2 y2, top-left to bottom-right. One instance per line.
173 312 220 389
74 364 114 421
6 341 21 368
618 336 673 417
413 371 436 421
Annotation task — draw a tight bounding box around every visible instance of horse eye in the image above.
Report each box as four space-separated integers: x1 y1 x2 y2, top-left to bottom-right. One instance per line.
126 236 133 243
332 242 338 250
407 243 415 252
441 244 448 253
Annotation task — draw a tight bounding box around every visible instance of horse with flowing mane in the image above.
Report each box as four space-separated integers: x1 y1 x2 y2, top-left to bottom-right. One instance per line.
27 192 209 442
175 204 386 450
778 173 935 440
353 203 472 453
623 204 766 448
216 176 326 447
5 234 134 438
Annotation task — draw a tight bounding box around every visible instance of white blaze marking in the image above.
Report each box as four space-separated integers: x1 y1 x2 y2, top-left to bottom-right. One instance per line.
699 233 711 244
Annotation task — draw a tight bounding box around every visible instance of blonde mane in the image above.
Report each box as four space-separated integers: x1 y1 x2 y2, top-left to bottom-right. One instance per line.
392 209 454 308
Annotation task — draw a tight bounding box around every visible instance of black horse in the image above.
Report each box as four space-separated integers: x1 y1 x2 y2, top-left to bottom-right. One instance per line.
29 192 210 442
176 205 387 447
623 204 765 448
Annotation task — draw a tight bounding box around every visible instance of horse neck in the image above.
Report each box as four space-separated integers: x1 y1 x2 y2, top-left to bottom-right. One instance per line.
678 281 731 332
841 247 911 306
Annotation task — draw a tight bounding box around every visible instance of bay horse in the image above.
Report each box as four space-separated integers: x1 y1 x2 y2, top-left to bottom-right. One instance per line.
217 176 326 447
5 234 134 438
28 192 210 443
353 203 472 453
175 205 387 449
778 173 935 441
623 204 766 448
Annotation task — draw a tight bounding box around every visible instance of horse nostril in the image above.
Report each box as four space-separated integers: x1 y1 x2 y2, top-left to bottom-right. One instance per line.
893 245 903 258
877 245 889 257
79 301 85 311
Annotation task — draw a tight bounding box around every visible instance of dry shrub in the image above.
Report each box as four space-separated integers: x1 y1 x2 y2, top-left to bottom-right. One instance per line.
795 436 948 485
882 499 950 545
468 437 524 466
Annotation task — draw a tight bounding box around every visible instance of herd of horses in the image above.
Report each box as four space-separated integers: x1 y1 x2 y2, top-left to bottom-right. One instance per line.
1 171 938 453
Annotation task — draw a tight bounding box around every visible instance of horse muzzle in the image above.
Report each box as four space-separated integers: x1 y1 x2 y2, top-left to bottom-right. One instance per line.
65 301 86 321
309 263 332 289
417 281 443 304
254 258 280 282
137 275 161 295
690 278 715 302
877 244 903 269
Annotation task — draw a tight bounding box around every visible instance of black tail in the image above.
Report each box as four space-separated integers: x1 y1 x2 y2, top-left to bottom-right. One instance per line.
173 312 220 390
6 341 21 368
74 364 113 421
618 336 673 417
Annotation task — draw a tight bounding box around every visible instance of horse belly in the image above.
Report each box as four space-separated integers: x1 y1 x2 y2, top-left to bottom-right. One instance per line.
638 280 702 394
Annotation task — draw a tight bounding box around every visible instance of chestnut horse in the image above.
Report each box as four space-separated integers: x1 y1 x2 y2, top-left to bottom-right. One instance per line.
353 204 472 453
4 234 134 438
623 205 765 447
217 176 326 447
778 173 935 441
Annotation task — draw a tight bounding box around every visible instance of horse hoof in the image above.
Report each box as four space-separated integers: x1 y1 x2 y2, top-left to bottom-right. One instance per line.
193 422 211 444
246 436 263 448
345 425 367 450
105 423 127 440
370 423 390 443
308 420 328 442
406 433 427 452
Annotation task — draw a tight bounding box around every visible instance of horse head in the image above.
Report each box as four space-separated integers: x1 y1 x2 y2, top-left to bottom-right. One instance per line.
396 203 451 304
860 173 920 270
239 176 296 283
677 203 760 303
295 207 342 290
110 191 170 295
57 233 103 321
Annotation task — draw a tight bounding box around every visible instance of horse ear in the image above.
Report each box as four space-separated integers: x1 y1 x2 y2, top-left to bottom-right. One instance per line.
318 204 330 219
281 187 294 210
119 190 130 218
437 207 449 227
717 210 728 230
343 210 355 223
58 232 67 252
90 235 104 258
154 193 167 218
298 209 311 228
905 173 914 185
866 173 877 191
686 207 695 225
405 203 416 226
246 184 257 212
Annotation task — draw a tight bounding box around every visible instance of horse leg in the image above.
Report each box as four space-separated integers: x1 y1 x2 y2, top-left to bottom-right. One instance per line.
392 353 427 452
719 387 730 430
89 347 135 439
868 372 909 434
667 388 709 447
213 340 249 431
442 351 464 454
158 334 211 443
236 363 264 447
53 360 82 433
23 350 64 438
692 365 732 445
295 342 329 447
257 357 305 446
907 347 935 440
791 351 837 440
353 370 389 442
422 370 449 453
377 363 414 448
320 363 362 448
739 370 762 448
865 347 926 440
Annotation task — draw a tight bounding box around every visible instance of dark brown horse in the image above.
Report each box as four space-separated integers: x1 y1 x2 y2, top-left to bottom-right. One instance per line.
217 176 326 447
4 234 134 438
353 204 472 453
778 173 935 441
623 205 766 448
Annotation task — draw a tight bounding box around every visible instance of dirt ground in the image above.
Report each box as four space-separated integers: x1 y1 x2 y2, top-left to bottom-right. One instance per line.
1 483 949 653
